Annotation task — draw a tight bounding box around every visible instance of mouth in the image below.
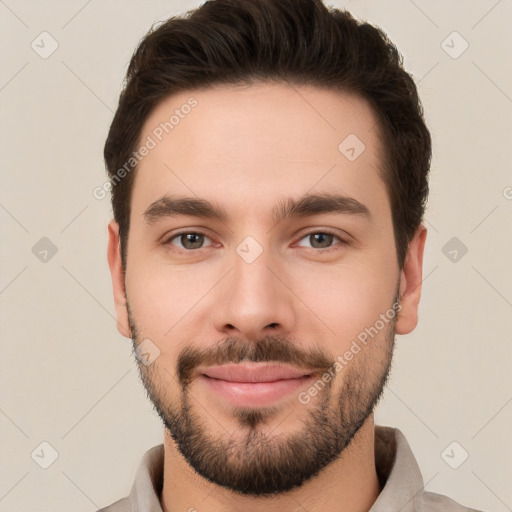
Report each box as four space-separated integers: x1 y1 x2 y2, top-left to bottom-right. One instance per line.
196 362 315 407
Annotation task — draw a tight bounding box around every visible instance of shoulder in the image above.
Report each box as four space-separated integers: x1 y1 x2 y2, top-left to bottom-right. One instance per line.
94 496 131 512
422 491 485 512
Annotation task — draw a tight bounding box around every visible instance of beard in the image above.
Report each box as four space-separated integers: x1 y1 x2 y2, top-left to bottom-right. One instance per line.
127 287 399 496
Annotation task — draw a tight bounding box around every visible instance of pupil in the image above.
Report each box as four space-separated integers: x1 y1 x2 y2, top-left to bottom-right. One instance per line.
179 233 333 250
183 233 202 248
313 233 331 248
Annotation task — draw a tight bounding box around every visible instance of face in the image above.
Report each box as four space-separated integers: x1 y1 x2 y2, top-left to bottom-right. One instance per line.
107 82 426 495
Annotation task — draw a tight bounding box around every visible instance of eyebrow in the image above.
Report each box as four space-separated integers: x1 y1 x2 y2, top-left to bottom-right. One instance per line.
143 192 371 226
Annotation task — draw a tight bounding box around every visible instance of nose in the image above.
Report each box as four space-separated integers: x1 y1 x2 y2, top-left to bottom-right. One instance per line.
212 244 296 342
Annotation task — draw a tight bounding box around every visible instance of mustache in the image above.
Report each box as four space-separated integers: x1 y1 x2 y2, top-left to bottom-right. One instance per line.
177 335 335 388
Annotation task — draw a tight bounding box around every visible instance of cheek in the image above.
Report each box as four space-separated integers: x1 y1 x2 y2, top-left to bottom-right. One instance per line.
291 259 397 350
126 258 198 318
125 260 215 339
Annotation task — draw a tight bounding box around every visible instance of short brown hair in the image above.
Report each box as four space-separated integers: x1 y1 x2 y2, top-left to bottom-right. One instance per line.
104 0 431 272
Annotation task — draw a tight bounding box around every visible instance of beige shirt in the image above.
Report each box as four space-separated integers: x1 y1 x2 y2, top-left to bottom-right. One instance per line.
97 425 483 512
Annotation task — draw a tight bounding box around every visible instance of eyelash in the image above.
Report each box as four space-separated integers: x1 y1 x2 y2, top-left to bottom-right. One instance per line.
162 229 348 255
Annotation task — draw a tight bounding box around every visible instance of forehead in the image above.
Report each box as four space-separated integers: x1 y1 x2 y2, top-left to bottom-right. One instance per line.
130 82 390 227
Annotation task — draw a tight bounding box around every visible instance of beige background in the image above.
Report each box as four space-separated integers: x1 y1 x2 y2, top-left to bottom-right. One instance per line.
1 1 511 511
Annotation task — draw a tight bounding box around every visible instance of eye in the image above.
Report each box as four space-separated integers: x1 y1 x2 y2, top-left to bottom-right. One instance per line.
164 231 214 253
295 230 347 252
162 229 348 255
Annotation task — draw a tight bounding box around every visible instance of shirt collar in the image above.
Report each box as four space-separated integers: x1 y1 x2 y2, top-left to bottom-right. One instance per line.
369 425 425 511
128 443 164 512
127 425 425 512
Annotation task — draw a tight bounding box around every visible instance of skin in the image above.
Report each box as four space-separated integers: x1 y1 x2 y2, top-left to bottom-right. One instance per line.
107 82 427 512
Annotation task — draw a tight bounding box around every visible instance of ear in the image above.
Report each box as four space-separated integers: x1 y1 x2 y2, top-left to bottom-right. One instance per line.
107 219 132 338
395 224 427 335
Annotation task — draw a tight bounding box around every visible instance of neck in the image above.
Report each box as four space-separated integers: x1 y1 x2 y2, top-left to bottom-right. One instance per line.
160 415 380 512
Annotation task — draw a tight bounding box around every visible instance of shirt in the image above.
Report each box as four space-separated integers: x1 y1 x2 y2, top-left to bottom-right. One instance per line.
96 425 484 512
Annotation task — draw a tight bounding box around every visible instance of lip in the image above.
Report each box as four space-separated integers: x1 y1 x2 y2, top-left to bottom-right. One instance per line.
197 363 314 407
199 362 311 382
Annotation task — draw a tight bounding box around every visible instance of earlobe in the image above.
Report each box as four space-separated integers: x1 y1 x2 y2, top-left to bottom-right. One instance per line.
107 219 132 339
395 224 427 335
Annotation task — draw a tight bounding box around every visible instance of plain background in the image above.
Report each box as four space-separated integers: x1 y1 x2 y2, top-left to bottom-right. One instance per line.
1 1 511 511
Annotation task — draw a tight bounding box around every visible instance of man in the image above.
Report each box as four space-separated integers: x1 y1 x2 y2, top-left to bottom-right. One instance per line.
100 0 482 510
